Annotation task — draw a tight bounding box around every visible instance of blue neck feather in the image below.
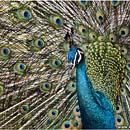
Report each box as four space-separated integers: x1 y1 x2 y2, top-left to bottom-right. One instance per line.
76 57 115 129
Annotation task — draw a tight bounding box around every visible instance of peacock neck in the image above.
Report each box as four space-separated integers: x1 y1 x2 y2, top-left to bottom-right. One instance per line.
76 57 99 128
76 57 96 103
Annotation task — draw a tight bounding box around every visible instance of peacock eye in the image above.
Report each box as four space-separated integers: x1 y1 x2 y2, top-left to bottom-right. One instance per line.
16 8 32 21
120 87 127 96
119 26 129 37
80 42 89 52
78 0 88 8
89 31 98 42
61 121 72 129
48 109 58 120
31 38 45 51
110 0 120 7
75 115 82 129
73 120 79 127
67 81 76 92
19 104 29 113
96 10 105 24
115 115 124 126
14 63 26 75
40 82 52 93
50 58 62 69
77 25 88 37
121 47 127 56
73 105 80 116
116 104 122 114
109 33 117 43
49 15 63 28
126 62 130 70
72 119 81 129
35 39 44 47
0 47 11 60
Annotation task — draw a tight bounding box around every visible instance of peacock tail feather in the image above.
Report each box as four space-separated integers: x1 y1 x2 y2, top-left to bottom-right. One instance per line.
0 0 129 129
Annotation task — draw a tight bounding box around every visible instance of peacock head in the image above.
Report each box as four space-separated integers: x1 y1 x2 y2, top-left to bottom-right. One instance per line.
65 28 84 69
68 46 84 69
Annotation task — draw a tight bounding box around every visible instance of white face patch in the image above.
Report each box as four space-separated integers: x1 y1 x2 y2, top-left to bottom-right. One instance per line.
72 52 78 69
77 50 82 63
70 49 83 69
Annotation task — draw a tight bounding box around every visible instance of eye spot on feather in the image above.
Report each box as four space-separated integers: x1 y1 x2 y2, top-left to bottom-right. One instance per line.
120 87 126 96
121 31 125 35
52 111 56 115
71 119 82 129
116 115 124 126
119 26 129 37
50 58 62 69
81 0 86 4
38 40 43 47
109 33 117 43
45 83 49 88
89 32 97 41
78 0 88 8
77 25 88 37
22 105 28 111
19 104 29 114
121 47 127 56
116 104 122 113
110 0 120 6
48 109 58 120
99 16 103 21
66 81 76 93
65 123 70 128
112 0 118 4
96 11 105 23
16 8 32 21
14 63 26 75
76 107 80 112
3 48 9 55
116 106 119 110
49 15 63 28
40 82 52 93
55 60 60 65
61 120 72 129
126 63 130 70
19 64 25 70
0 47 11 60
82 28 86 33
73 120 78 127
73 105 80 116
53 59 62 67
117 118 121 122
56 18 61 25
75 115 82 128
31 38 45 51
72 83 75 88
24 10 30 19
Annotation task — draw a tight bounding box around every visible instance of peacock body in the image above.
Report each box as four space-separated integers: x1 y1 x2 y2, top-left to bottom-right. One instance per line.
0 0 130 129
68 46 116 129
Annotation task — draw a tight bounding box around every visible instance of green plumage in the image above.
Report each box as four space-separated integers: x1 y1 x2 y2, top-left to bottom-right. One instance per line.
0 1 130 129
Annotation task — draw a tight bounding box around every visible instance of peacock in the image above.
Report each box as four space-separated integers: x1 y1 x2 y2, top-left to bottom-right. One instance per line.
0 0 130 129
